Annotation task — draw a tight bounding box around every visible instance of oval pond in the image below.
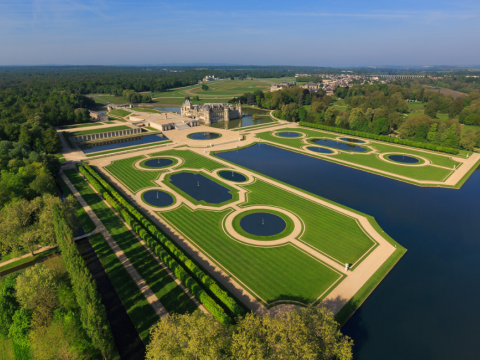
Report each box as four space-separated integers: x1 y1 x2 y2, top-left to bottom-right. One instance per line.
311 138 367 152
218 170 247 182
188 132 221 140
307 146 334 154
240 212 286 237
142 190 174 207
277 132 301 137
143 158 174 168
388 154 420 164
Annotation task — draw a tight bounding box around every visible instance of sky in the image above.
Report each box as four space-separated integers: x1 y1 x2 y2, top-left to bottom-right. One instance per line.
0 0 479 67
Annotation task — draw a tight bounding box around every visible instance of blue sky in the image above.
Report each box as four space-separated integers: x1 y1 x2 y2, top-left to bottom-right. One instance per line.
0 0 479 66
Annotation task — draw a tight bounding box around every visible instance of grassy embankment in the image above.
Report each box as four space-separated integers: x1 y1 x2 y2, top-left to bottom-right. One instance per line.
257 128 459 182
71 125 131 137
63 169 198 341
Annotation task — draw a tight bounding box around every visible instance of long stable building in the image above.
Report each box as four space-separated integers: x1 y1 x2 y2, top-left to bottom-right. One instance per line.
181 99 242 124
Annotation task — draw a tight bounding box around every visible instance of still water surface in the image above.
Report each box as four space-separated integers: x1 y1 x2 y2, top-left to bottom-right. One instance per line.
79 134 169 154
216 144 480 360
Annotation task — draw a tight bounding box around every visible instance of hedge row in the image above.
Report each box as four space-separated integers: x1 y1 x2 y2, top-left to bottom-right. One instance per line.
52 203 115 358
77 166 233 325
81 163 245 318
299 122 460 155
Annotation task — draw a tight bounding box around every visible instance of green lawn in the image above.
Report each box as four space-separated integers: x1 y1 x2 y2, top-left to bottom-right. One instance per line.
144 126 158 131
150 149 225 171
408 102 425 109
59 123 103 129
64 169 198 315
257 127 460 182
160 205 343 306
242 180 376 266
109 109 131 117
132 107 160 113
189 79 271 96
97 95 128 104
71 125 131 136
104 156 165 193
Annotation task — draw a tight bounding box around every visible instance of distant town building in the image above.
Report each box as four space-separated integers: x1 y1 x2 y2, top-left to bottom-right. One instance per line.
300 82 320 92
270 81 296 92
107 104 133 110
203 75 219 82
181 99 242 124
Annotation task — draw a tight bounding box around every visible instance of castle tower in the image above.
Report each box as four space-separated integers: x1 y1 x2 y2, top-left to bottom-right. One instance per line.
224 106 230 122
236 100 242 118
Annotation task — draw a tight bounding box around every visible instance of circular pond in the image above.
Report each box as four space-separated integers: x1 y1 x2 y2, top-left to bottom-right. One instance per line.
388 155 420 164
340 137 366 144
188 132 221 140
142 190 174 207
277 132 301 138
143 158 174 168
240 212 286 237
218 170 247 182
307 146 334 154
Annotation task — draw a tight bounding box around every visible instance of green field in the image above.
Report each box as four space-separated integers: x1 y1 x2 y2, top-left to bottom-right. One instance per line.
71 125 131 136
64 169 198 338
132 107 160 113
144 126 157 131
408 102 425 109
109 109 131 117
160 205 343 306
153 97 233 106
59 122 103 129
96 95 128 104
257 127 460 182
189 79 271 96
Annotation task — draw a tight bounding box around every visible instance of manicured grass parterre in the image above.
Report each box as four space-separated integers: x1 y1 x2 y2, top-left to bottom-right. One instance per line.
160 205 343 306
150 149 225 171
243 180 376 266
71 125 131 136
104 156 166 193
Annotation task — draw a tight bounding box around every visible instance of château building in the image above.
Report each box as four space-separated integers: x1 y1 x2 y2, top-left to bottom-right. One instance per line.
181 99 242 124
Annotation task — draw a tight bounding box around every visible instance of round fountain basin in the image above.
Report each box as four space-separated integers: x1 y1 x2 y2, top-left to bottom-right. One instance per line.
388 155 420 164
142 190 174 207
240 212 286 237
307 146 334 154
143 158 174 168
218 171 247 182
277 132 301 137
188 132 221 140
340 137 366 144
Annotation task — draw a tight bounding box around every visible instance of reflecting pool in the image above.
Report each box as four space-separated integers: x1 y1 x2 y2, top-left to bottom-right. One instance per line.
155 107 180 113
240 212 286 236
388 155 420 164
143 158 174 168
340 137 366 143
206 115 273 130
188 132 221 140
311 138 367 152
142 190 174 207
277 132 301 137
306 146 334 154
169 172 232 204
79 134 169 154
218 170 247 182
216 143 480 360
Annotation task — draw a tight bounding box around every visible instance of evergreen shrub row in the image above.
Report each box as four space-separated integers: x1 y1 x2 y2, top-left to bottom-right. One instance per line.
78 165 237 324
299 122 460 155
52 203 115 358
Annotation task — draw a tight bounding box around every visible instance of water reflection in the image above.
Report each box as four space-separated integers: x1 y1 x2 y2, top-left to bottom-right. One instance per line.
79 134 169 154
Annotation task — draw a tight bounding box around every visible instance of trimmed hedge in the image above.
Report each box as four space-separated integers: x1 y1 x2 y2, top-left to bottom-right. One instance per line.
78 165 234 325
299 122 460 155
81 163 245 318
52 203 116 358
